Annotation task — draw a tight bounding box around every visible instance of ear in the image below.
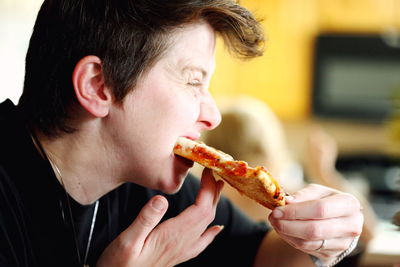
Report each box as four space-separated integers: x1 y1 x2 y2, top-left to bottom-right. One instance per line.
72 55 112 118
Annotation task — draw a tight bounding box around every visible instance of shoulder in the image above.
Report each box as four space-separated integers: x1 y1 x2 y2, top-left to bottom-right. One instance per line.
0 165 29 266
0 165 20 205
0 164 28 227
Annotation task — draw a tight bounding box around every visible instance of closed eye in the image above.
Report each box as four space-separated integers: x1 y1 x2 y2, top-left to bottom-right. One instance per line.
187 80 203 87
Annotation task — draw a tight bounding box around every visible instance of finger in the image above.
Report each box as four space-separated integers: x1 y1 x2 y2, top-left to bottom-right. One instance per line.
275 231 355 254
195 168 219 208
122 195 168 249
193 225 224 256
171 224 224 264
214 179 224 205
286 184 338 204
273 192 361 220
167 170 220 234
269 212 363 241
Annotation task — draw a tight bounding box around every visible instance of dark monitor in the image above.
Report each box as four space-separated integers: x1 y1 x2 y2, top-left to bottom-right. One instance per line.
312 33 400 123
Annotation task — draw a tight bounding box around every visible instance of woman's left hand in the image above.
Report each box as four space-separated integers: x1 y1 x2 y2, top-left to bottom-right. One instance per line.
268 184 363 265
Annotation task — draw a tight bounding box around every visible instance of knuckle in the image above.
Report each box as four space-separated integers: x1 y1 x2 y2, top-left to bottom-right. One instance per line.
343 193 361 210
350 194 361 211
274 220 285 234
198 205 215 223
357 226 364 237
285 206 296 219
137 213 155 228
295 239 312 250
156 230 180 254
116 237 138 257
306 222 323 240
352 225 363 237
314 202 327 219
349 212 364 236
164 236 179 253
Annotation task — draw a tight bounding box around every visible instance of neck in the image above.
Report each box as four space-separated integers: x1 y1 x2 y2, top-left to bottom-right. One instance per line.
34 129 124 205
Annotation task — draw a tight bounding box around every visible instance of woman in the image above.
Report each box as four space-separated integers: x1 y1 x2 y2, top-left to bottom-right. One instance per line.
0 1 363 266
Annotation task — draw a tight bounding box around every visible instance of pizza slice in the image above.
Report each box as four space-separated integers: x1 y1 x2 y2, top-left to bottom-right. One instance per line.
173 137 286 210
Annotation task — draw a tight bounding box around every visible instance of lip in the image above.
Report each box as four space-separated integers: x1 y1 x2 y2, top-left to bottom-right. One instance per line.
183 134 200 141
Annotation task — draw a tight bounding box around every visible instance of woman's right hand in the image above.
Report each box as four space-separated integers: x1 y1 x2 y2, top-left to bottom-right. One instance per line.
96 168 224 267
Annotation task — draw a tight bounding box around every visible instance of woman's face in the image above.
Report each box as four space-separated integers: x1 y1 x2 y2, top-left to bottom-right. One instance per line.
109 21 221 193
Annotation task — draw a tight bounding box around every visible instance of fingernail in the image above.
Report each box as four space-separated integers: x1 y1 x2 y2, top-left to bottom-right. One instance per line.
273 209 283 219
152 198 165 211
218 225 225 231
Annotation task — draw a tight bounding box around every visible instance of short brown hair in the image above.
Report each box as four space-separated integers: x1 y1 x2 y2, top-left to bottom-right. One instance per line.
19 0 264 137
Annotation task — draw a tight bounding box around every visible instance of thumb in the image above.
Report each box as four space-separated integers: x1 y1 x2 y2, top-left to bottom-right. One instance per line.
121 195 168 250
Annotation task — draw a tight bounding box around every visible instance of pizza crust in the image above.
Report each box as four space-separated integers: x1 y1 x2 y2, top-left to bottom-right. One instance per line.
174 137 286 209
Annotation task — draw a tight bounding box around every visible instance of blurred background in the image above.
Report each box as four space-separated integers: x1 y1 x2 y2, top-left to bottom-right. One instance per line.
1 0 399 266
208 1 400 266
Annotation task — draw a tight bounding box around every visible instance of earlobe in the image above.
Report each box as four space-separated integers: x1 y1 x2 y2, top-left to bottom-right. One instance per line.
72 55 112 118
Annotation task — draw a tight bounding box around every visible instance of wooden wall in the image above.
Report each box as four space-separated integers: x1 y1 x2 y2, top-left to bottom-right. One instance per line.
209 0 400 120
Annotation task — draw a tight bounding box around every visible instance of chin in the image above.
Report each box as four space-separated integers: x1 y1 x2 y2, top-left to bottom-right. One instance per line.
160 172 188 194
157 154 193 194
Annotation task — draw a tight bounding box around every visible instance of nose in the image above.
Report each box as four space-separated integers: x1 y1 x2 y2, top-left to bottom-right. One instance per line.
198 94 221 131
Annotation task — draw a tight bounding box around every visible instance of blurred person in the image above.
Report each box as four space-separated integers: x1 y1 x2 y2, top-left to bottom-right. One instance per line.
202 95 305 221
305 126 378 246
0 1 363 267
203 95 376 264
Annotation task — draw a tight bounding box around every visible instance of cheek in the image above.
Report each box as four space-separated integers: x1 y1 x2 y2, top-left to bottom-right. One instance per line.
123 83 201 157
157 90 201 130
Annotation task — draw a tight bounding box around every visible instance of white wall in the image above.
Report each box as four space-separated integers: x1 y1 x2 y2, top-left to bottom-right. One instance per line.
0 0 43 104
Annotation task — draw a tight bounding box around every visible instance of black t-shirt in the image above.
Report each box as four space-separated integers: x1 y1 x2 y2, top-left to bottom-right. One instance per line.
0 99 269 267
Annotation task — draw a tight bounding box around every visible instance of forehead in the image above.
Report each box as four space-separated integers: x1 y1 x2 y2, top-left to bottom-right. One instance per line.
161 21 217 76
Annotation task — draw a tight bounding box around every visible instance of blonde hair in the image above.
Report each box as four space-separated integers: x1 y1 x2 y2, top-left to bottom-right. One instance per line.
202 95 299 220
203 95 291 176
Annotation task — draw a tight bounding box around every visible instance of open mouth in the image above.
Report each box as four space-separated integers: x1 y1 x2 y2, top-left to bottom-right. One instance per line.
175 154 194 168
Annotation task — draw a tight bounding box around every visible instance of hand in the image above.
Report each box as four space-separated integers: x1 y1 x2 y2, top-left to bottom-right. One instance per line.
97 169 224 267
268 184 363 265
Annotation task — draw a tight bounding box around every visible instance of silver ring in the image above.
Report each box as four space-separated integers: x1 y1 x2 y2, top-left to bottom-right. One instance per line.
315 239 327 252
